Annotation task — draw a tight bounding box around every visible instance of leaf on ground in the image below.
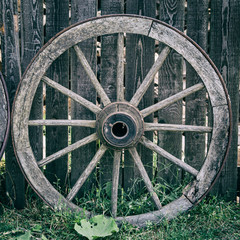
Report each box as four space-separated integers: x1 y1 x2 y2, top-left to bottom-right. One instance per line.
41 234 48 240
16 231 31 240
74 215 119 240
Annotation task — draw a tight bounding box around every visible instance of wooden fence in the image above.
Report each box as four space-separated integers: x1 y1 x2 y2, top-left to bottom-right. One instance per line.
0 0 239 209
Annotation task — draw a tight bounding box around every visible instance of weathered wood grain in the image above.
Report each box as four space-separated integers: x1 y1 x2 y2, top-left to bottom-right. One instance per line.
21 0 43 71
38 133 98 167
141 83 204 118
67 145 107 201
144 123 212 133
0 74 8 153
21 0 43 167
70 0 97 198
129 147 162 210
116 195 192 227
74 45 110 106
45 0 69 189
3 0 25 209
36 17 152 60
11 15 231 226
130 46 170 107
209 0 239 200
116 33 124 102
140 137 198 177
0 3 9 161
149 22 227 107
18 148 90 217
42 76 101 114
185 0 209 172
184 105 230 203
0 0 4 73
111 150 121 218
124 0 156 192
28 119 96 128
99 0 124 186
157 0 184 185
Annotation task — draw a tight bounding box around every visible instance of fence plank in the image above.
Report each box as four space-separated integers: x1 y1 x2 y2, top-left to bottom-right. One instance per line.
124 0 155 192
185 1 208 172
2 0 25 208
0 74 7 154
157 0 184 185
99 0 124 186
45 0 69 189
20 0 43 191
0 2 7 155
210 0 240 200
0 0 3 72
70 0 97 197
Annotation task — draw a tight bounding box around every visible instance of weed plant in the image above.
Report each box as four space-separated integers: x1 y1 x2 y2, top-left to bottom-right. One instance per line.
0 186 239 239
73 176 188 217
0 159 239 239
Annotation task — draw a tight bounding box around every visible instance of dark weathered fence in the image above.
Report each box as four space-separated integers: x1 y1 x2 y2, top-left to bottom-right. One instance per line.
0 0 239 209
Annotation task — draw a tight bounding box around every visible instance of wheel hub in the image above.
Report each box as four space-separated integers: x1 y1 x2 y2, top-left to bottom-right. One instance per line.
96 102 144 149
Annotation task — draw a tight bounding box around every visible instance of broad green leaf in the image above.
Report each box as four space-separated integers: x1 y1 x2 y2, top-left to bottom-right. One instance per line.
16 231 31 240
74 215 119 240
41 234 48 240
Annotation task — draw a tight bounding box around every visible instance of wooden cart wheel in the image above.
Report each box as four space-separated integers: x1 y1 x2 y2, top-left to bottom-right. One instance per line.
12 15 231 227
0 72 10 160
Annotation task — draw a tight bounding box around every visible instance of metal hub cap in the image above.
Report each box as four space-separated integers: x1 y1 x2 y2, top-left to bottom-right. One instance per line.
96 102 144 149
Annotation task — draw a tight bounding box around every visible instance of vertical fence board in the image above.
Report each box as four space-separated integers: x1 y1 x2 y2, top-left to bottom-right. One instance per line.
210 0 240 200
157 0 184 185
0 0 3 72
0 73 7 154
185 1 208 171
0 1 7 152
0 0 239 205
20 0 43 193
99 0 124 186
45 0 69 189
2 0 25 208
124 0 155 192
71 0 97 197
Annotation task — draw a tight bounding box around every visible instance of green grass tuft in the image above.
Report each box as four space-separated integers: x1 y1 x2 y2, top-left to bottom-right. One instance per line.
0 196 239 239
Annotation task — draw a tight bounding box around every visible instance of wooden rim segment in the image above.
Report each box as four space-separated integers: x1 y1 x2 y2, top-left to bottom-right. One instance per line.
0 72 10 160
12 15 231 227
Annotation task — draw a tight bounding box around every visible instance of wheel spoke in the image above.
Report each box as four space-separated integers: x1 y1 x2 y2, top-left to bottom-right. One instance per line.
74 45 111 106
128 147 162 210
140 137 199 176
67 144 107 201
111 150 121 218
141 83 204 118
144 123 212 133
42 76 101 114
38 133 98 167
29 119 96 128
116 33 125 101
130 46 170 107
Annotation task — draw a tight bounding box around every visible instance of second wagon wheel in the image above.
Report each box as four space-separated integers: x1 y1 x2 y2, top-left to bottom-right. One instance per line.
12 15 231 227
0 72 10 160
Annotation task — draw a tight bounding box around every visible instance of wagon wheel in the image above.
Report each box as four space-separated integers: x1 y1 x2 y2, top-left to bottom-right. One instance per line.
12 15 231 227
0 72 10 160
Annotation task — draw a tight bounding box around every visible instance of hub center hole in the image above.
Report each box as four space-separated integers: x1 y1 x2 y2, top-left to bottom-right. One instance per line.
112 122 128 138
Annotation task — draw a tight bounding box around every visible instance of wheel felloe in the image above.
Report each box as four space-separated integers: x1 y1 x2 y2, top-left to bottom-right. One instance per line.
11 15 231 227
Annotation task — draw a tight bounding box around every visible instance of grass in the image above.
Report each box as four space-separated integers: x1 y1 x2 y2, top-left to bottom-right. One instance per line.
0 157 239 239
0 193 239 239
